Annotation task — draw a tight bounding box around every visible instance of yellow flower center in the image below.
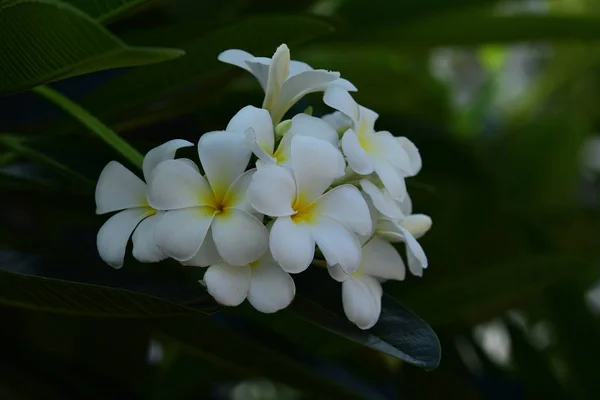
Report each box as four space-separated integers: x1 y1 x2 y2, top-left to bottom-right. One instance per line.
291 197 318 224
357 119 375 153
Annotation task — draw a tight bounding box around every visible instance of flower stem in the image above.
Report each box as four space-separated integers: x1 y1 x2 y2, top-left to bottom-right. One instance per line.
32 85 144 169
333 169 362 187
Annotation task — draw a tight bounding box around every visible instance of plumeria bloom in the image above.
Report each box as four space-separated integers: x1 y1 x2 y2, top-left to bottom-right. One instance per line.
226 105 338 167
248 135 371 274
218 44 356 124
324 86 421 200
329 236 406 330
361 179 431 277
95 140 194 268
147 132 268 266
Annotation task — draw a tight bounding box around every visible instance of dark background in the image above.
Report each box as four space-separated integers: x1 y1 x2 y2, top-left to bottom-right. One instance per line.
2 0 600 398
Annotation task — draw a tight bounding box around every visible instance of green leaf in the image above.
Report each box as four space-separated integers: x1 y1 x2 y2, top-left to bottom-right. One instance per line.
63 0 151 22
368 14 600 46
81 15 334 122
0 0 184 96
0 251 217 317
292 268 441 369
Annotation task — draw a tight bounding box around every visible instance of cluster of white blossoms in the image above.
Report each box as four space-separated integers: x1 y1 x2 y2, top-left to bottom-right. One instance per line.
95 44 432 330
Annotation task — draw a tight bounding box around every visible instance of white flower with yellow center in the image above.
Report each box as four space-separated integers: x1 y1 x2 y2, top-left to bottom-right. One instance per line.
361 180 431 277
328 236 406 330
95 139 193 268
226 105 339 167
147 132 268 266
248 135 371 274
218 44 356 124
324 86 421 200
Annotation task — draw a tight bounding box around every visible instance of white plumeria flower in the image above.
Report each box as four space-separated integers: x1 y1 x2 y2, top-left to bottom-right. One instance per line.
218 44 356 124
248 135 371 274
147 132 269 266
324 86 421 200
226 105 338 167
95 139 194 268
328 236 405 330
361 180 431 277
202 251 296 313
322 110 352 135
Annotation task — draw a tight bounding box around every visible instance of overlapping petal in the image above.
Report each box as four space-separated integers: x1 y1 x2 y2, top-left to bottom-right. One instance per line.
341 129 375 175
342 276 382 330
227 106 275 156
147 159 214 210
95 162 146 215
311 216 362 275
131 212 166 263
248 164 296 217
204 263 251 306
198 132 252 199
154 207 215 261
248 259 295 313
97 208 152 268
360 179 404 220
361 237 405 281
142 139 194 182
290 135 345 204
324 86 359 124
288 113 339 146
211 209 268 266
182 230 221 267
315 185 372 236
270 216 315 273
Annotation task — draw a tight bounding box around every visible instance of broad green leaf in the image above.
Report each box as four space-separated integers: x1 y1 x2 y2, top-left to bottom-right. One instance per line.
64 0 151 22
293 268 441 369
0 251 216 317
81 15 334 122
0 0 184 96
368 14 600 46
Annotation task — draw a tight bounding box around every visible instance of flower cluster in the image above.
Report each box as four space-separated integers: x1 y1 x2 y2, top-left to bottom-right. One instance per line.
95 44 432 330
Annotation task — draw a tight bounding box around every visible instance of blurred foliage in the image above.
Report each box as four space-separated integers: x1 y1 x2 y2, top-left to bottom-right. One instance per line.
3 0 600 398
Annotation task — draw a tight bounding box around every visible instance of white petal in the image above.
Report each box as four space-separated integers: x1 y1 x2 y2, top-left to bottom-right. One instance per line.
399 192 413 215
327 264 348 282
131 212 166 263
227 105 274 156
155 207 215 261
224 169 256 214
248 164 296 217
374 132 413 175
248 259 295 313
401 214 432 239
218 49 255 72
147 159 214 210
291 135 345 204
311 216 362 275
322 111 352 133
323 86 359 124
289 60 313 76
342 276 382 330
262 44 290 110
398 137 422 176
95 161 146 215
270 216 315 273
360 237 405 281
204 264 250 306
374 219 404 243
179 158 200 172
245 127 277 164
273 69 340 122
245 57 270 90
97 208 150 268
360 179 404 220
374 160 407 200
289 113 339 146
332 78 358 92
142 139 194 182
212 209 268 266
182 230 221 267
315 185 372 236
341 129 375 175
358 106 379 134
392 225 428 277
198 131 251 199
